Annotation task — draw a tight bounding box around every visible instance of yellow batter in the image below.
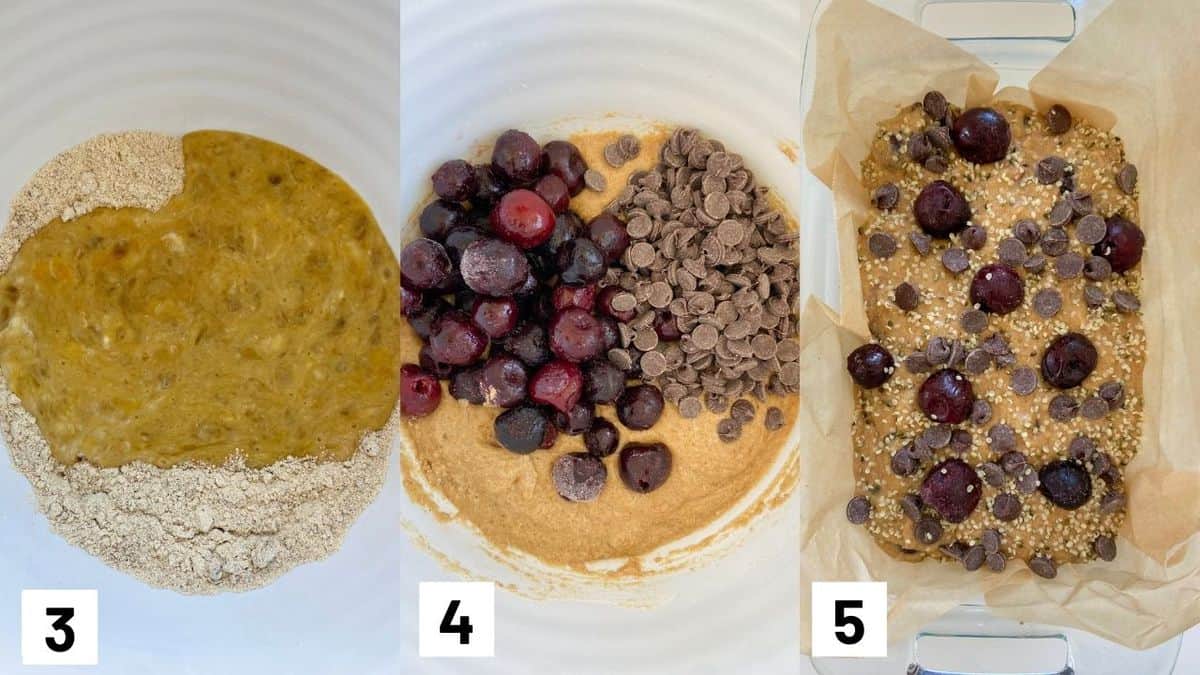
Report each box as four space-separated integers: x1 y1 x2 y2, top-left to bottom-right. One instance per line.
401 129 798 566
0 131 403 469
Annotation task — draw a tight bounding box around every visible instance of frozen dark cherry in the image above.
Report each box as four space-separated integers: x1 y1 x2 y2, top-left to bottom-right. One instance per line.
1039 459 1093 510
503 323 552 368
653 312 682 342
430 159 478 202
534 174 571 214
491 129 543 186
920 458 983 523
428 310 488 366
914 180 971 237
473 164 507 204
1041 332 1098 389
951 107 1011 164
619 443 672 493
552 452 607 502
401 286 424 317
443 225 486 264
528 360 584 414
491 189 557 249
400 364 441 418
470 296 519 339
616 384 664 430
918 369 975 424
1094 215 1145 273
551 284 596 312
400 238 453 291
554 402 595 435
846 343 894 389
479 354 528 408
587 213 631 264
584 418 620 457
970 263 1025 315
583 360 626 404
449 367 486 404
597 316 621 350
418 344 454 380
406 301 445 341
541 139 588 195
459 238 530 297
418 200 468 241
597 286 637 323
556 238 607 285
540 422 559 449
539 211 582 257
548 308 605 362
494 405 551 454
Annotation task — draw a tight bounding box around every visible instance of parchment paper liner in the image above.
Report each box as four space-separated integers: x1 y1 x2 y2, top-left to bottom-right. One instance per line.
797 0 1200 650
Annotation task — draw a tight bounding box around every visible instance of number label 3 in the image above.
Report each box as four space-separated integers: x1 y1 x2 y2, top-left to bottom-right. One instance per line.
419 582 494 658
812 582 887 658
21 590 98 666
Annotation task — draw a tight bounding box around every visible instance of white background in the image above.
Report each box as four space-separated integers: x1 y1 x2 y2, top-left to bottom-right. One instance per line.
0 0 1196 673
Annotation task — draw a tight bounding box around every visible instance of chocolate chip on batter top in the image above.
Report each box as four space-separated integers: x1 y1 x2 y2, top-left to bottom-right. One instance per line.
844 92 1146 577
607 127 800 439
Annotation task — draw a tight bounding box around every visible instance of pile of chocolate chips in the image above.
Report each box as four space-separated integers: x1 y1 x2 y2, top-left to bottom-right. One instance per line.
604 127 800 440
399 129 672 503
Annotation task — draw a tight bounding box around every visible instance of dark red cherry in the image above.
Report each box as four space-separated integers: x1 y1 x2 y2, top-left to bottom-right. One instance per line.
1039 460 1093 510
469 296 519 339
406 300 446 341
418 344 454 380
914 180 971 237
401 286 425 317
1094 215 1145 273
587 213 631 264
491 129 543 186
585 418 620 457
534 174 571 214
918 369 975 424
449 367 485 404
552 452 607 502
459 238 530 297
1041 332 1098 389
551 284 597 312
539 211 583 257
653 313 682 342
529 360 584 414
846 344 894 389
542 140 588 195
597 286 636 323
400 364 441 418
616 384 664 430
443 225 486 264
583 360 626 404
419 200 468 241
479 354 528 408
952 107 1011 164
473 163 508 204
548 308 605 362
400 238 452 291
619 443 672 493
494 405 551 454
920 458 983 523
970 263 1025 315
431 159 478 202
556 239 606 285
540 421 559 449
554 402 595 435
503 322 552 369
597 316 620 350
428 311 488 366
491 189 556 249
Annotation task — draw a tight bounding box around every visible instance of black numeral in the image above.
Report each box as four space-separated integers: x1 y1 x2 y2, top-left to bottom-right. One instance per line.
833 600 865 645
45 607 76 653
439 600 473 645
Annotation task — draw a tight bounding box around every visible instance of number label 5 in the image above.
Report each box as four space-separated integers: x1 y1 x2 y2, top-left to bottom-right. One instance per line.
419 582 494 658
811 582 887 658
21 590 98 666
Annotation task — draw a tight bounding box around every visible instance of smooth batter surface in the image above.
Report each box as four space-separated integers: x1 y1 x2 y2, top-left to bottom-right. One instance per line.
0 131 403 468
402 129 798 566
853 102 1144 565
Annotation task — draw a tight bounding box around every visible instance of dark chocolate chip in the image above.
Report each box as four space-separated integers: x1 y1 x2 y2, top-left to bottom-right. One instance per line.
1013 219 1042 245
942 247 970 274
891 444 920 476
845 495 871 524
993 493 1022 521
924 154 949 174
1046 104 1072 135
1029 555 1058 578
961 309 988 334
1000 450 1028 475
1023 253 1047 274
964 348 991 375
908 131 933 163
987 552 1007 572
894 282 920 311
873 183 900 210
1083 255 1112 281
1116 163 1138 195
717 418 742 443
1083 284 1106 308
926 336 953 365
900 493 924 522
980 461 1005 487
1080 396 1109 420
1033 288 1062 318
909 231 932 256
1113 290 1141 313
905 352 933 374
1049 394 1080 421
1036 156 1067 184
1069 435 1097 461
962 544 986 571
987 423 1017 452
1055 251 1085 279
981 528 1002 554
1099 381 1125 409
868 232 898 258
1100 491 1127 515
998 237 1028 266
922 424 953 449
1094 534 1117 561
969 398 993 425
1041 227 1070 256
949 429 972 455
914 517 944 544
1076 214 1108 245
1068 190 1094 217
1048 200 1074 228
961 225 988 250
1011 367 1038 396
923 91 949 120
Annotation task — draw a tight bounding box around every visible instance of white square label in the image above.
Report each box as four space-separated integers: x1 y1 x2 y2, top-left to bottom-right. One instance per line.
419 582 494 658
21 589 98 666
811 581 887 658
